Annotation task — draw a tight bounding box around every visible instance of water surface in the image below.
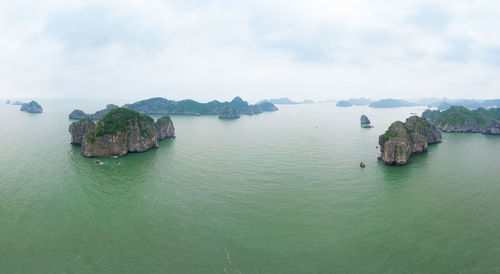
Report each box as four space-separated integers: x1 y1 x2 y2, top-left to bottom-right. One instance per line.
1 100 499 273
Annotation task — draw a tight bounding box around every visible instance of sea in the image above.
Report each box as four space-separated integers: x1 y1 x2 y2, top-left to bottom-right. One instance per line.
1 99 499 273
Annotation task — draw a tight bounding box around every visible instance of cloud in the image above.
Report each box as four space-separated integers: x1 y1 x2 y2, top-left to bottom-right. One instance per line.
408 3 451 32
0 0 499 101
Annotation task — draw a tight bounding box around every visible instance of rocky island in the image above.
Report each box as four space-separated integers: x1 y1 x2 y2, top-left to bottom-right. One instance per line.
257 102 279 112
369 99 416 108
360 115 373 128
69 104 119 120
378 116 442 165
20 101 43 113
257 98 299 105
422 106 500 135
69 97 278 120
69 108 175 157
336 100 353 107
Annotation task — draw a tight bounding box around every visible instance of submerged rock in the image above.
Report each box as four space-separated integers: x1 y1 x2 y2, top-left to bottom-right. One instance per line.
378 116 441 165
69 108 175 158
218 106 240 119
20 101 43 113
360 115 373 128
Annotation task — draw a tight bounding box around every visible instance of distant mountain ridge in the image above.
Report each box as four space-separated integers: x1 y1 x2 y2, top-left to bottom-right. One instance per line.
427 99 500 110
422 106 500 135
334 97 371 107
369 99 417 108
70 97 278 120
257 98 315 105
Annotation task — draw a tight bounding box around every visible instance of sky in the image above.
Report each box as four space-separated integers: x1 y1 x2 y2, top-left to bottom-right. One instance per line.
0 0 500 102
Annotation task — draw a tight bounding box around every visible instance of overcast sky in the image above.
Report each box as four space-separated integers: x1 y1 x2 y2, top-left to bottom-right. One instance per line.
1 0 499 102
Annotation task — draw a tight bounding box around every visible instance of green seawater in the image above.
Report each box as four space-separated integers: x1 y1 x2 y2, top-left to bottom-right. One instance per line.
1 99 500 273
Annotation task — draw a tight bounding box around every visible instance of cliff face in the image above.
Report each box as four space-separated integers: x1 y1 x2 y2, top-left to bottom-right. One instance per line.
69 120 95 146
156 116 176 139
20 101 43 113
218 106 240 119
69 108 175 158
378 116 441 165
422 106 500 135
483 120 500 135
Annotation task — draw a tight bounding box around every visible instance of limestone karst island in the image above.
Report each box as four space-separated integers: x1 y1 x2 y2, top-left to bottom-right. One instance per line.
69 108 175 157
69 96 278 120
378 116 442 165
20 100 43 113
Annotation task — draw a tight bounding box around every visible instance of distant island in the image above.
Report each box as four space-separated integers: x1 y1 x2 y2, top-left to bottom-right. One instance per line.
301 99 315 104
257 98 298 105
422 106 500 135
319 97 500 109
20 101 43 113
360 115 372 128
70 104 119 120
348 97 372 105
334 98 371 107
69 108 175 157
427 99 500 110
369 99 417 108
11 101 25 106
257 98 315 105
379 116 441 165
69 97 278 120
336 100 352 107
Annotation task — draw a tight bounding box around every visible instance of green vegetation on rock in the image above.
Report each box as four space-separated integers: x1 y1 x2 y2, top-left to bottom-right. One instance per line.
95 108 154 137
422 106 500 135
69 108 175 158
379 116 442 165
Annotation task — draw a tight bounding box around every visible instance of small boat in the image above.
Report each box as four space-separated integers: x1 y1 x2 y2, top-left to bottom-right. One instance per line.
94 160 103 165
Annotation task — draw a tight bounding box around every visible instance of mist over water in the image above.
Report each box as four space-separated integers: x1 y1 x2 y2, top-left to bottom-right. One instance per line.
1 100 499 273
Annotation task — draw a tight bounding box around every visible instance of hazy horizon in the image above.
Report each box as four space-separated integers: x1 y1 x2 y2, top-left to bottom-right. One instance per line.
2 96 500 106
1 0 500 101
